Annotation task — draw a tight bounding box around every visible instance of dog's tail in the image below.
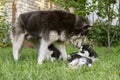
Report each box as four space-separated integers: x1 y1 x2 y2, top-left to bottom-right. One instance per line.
11 14 25 37
10 15 25 61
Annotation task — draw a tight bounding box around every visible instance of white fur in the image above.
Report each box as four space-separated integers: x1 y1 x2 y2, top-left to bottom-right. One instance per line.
49 31 59 42
69 58 79 67
74 38 82 47
10 32 25 60
77 51 89 57
77 58 87 66
71 35 80 40
38 38 50 64
69 57 88 68
60 31 66 41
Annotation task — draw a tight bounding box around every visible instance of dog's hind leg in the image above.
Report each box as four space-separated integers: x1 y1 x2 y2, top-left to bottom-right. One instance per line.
10 31 25 61
10 18 25 60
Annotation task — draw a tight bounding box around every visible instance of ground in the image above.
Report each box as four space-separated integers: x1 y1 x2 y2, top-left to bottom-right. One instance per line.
0 45 120 80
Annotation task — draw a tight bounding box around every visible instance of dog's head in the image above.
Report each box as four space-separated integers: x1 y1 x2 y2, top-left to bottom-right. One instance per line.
70 16 93 48
74 16 93 36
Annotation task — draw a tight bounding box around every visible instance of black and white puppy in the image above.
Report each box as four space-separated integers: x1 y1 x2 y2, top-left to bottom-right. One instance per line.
46 44 62 62
78 44 98 61
68 52 93 68
67 44 98 68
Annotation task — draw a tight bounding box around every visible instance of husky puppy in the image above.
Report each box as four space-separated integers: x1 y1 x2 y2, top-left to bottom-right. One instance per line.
68 52 92 68
67 44 98 68
78 44 98 61
46 44 62 62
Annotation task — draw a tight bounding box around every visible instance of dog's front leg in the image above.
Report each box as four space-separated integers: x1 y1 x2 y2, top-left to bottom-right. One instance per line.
38 38 49 64
56 43 67 61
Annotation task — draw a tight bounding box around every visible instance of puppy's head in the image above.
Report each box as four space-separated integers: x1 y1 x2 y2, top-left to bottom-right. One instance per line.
79 44 99 61
79 44 91 51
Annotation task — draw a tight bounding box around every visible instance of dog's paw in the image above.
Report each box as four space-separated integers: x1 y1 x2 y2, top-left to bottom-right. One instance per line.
38 62 43 65
37 59 43 65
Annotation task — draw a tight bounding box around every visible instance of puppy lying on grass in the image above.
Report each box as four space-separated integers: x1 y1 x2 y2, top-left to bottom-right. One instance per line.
68 52 93 68
68 44 98 68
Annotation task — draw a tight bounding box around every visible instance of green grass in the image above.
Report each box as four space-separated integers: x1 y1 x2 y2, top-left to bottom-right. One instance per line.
0 46 120 80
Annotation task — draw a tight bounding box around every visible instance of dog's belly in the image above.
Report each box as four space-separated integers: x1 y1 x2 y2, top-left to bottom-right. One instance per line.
26 30 84 50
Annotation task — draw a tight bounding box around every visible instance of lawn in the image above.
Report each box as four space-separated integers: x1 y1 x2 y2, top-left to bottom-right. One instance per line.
0 45 120 80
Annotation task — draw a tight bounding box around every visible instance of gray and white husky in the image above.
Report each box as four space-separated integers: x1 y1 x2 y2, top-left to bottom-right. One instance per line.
10 10 92 64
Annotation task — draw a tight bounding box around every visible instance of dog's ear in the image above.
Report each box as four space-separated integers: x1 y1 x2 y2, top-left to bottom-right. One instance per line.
74 16 86 29
83 25 93 30
81 25 93 36
89 25 93 30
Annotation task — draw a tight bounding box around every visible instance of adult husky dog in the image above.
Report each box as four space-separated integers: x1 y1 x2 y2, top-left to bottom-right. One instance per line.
10 10 92 64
